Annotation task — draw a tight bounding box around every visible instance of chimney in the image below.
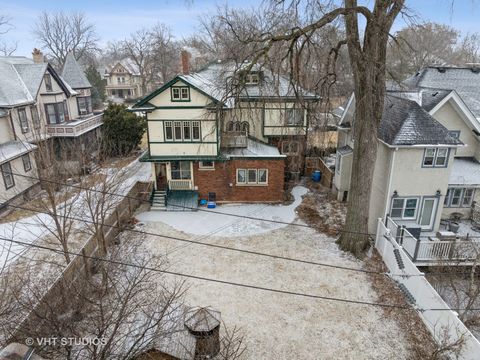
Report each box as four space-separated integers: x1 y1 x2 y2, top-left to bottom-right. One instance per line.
181 49 190 75
32 48 44 63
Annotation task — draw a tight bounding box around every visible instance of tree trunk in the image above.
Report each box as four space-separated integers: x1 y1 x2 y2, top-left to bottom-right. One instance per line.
337 0 403 256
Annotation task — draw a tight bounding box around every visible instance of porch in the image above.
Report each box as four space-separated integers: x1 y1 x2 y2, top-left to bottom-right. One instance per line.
46 113 103 137
385 216 480 266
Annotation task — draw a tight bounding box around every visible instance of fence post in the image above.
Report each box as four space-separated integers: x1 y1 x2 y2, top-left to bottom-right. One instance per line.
413 237 421 261
399 226 406 246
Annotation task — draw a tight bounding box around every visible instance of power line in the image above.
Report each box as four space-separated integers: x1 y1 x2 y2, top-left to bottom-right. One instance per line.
3 202 383 275
5 169 376 237
0 235 407 309
2 235 478 312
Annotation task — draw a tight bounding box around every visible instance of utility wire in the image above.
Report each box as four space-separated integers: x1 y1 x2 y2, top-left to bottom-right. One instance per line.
2 235 479 312
3 202 383 275
5 170 376 237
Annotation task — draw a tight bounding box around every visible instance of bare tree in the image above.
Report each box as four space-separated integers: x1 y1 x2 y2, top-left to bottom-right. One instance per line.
0 14 17 56
33 11 99 69
212 0 404 255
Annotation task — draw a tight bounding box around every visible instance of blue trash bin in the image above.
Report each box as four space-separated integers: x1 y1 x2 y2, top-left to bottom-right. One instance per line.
311 170 321 182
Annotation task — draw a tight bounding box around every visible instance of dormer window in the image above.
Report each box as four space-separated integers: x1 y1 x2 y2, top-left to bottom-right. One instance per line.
245 73 259 85
171 86 190 101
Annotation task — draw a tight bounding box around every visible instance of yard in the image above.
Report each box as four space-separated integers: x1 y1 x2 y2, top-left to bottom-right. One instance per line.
134 185 434 359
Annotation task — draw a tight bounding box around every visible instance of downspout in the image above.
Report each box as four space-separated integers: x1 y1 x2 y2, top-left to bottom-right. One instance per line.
383 147 397 219
8 109 17 141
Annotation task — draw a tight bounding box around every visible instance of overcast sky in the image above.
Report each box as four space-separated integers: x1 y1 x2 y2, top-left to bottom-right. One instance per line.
1 0 479 57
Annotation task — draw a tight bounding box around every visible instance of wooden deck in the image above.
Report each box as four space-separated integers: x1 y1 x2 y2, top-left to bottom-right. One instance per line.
385 217 480 266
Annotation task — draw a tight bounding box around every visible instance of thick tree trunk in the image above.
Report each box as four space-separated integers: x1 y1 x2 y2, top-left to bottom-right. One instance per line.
337 0 403 256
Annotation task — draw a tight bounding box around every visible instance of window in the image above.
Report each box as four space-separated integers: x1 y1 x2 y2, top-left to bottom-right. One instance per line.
45 103 67 124
183 121 191 140
18 108 29 133
30 106 40 129
237 169 246 184
171 86 190 101
245 73 259 85
164 121 200 141
170 161 191 179
44 74 52 91
445 187 475 208
286 108 304 126
236 168 268 185
77 97 92 115
174 121 182 140
241 122 249 134
1 162 14 189
448 130 461 140
165 121 173 140
192 121 200 141
22 154 32 172
423 148 449 167
391 198 418 219
199 161 214 170
248 169 257 183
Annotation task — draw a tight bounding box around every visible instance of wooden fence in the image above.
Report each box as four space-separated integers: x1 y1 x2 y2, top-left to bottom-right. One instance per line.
9 181 152 342
305 157 334 188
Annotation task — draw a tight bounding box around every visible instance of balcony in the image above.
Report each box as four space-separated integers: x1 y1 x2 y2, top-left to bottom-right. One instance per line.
168 179 193 190
47 113 103 138
221 132 248 148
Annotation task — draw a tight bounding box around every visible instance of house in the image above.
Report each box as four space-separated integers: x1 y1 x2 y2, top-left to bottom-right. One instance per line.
0 49 103 208
131 60 317 208
104 58 143 102
335 66 480 236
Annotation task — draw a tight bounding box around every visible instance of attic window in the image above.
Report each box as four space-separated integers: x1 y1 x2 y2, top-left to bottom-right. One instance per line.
245 73 259 85
171 86 190 101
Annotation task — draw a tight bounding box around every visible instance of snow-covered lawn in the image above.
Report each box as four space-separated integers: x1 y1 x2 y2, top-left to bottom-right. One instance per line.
134 188 414 359
137 186 307 237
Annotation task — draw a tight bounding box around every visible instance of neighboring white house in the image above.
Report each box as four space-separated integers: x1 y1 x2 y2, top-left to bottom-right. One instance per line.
335 66 480 236
104 58 144 102
0 50 103 209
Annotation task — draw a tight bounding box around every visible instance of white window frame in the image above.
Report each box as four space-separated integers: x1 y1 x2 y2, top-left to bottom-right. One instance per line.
245 73 259 85
164 120 201 142
1 162 14 189
285 107 304 126
199 161 215 170
445 187 475 208
171 87 190 101
390 197 419 220
236 168 268 186
423 148 449 168
22 154 32 172
164 121 173 140
192 121 201 141
18 108 29 133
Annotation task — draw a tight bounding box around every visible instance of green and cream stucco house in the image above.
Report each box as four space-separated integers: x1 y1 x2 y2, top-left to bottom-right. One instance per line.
131 62 318 209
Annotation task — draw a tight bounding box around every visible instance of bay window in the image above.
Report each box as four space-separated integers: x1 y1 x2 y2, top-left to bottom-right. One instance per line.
444 187 475 208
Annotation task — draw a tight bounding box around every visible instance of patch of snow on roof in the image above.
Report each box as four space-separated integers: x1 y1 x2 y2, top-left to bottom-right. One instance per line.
0 141 37 164
222 138 285 158
449 157 480 185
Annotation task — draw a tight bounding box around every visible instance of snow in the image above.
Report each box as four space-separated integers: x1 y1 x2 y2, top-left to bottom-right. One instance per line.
0 158 151 270
449 158 480 186
0 141 36 163
136 186 308 237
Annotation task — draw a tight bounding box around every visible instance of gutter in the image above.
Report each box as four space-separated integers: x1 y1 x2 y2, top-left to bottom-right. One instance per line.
378 139 464 149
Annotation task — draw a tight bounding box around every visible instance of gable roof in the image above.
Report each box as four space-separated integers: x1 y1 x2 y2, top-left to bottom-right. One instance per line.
404 66 480 118
133 61 318 109
379 95 461 146
61 53 91 89
0 57 74 107
108 58 140 76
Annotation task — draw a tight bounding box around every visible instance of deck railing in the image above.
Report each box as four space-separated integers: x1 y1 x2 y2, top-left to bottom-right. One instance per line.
168 179 193 190
221 132 248 148
385 216 480 264
47 113 103 137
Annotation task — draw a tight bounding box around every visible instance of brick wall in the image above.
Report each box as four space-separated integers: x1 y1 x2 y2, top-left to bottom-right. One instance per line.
193 159 285 202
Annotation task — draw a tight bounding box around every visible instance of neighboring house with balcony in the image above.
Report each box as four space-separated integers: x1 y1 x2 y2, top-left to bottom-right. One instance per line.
335 66 480 236
104 59 143 102
0 50 103 208
131 61 317 209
